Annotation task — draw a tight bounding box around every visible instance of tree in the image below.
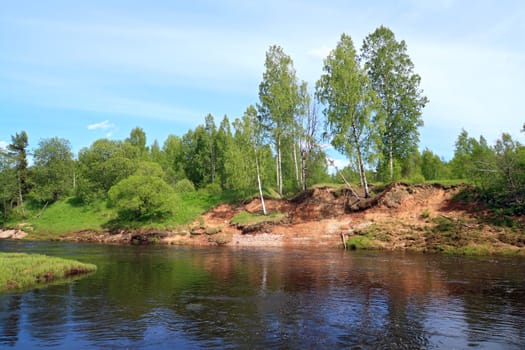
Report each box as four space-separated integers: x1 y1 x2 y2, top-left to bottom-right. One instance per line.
76 139 137 202
316 33 378 198
127 127 148 158
31 137 75 203
204 114 217 184
182 125 213 188
108 175 177 221
246 105 268 214
0 150 16 221
258 45 301 196
161 135 186 185
361 26 428 181
420 148 446 181
7 131 29 207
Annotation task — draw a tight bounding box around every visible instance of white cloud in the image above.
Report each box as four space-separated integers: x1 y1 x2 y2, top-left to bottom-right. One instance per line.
307 46 332 59
87 120 114 130
326 157 350 170
0 141 8 150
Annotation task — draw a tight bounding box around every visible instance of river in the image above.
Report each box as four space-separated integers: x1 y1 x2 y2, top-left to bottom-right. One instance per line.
1 240 524 349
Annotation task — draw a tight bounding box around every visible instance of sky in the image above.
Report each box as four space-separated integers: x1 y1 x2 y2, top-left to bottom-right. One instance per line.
1 0 524 165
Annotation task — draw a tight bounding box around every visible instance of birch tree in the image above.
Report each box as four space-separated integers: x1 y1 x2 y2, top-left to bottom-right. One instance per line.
258 45 300 196
361 26 428 181
316 33 378 198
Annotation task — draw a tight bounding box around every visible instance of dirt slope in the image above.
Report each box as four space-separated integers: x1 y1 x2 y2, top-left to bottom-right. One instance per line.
67 183 524 254
191 183 524 254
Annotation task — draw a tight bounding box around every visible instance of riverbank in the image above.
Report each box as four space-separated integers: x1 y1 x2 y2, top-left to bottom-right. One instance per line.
59 183 525 256
0 252 97 292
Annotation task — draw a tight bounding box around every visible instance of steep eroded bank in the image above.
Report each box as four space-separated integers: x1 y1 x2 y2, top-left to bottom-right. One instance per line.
65 183 525 255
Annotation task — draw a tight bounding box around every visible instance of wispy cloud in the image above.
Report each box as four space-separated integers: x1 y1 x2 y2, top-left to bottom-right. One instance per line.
87 120 114 130
307 47 332 59
0 141 8 150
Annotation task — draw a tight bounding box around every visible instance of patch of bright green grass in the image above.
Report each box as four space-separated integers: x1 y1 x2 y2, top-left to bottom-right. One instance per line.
346 235 379 250
230 211 286 226
0 252 97 293
28 197 113 238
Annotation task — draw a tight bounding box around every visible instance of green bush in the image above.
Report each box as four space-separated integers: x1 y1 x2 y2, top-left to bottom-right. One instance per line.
174 179 196 193
202 183 222 195
108 175 178 220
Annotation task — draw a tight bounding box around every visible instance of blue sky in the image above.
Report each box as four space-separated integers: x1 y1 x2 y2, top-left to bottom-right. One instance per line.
1 0 524 166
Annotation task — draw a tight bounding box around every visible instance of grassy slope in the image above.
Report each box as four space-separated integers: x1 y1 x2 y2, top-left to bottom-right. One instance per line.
0 252 97 292
11 191 231 239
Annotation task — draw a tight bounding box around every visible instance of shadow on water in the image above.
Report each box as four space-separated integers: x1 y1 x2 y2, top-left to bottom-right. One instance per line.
1 240 525 349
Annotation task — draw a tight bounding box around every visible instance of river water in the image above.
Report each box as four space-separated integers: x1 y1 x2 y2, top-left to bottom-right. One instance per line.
0 241 524 349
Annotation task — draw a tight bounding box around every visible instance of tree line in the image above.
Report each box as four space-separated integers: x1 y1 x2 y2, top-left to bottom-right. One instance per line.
1 26 524 222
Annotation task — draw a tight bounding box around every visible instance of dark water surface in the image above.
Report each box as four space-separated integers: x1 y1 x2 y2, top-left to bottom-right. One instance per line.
1 241 524 349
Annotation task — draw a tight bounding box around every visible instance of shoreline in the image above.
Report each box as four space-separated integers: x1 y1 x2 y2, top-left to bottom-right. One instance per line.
3 183 524 256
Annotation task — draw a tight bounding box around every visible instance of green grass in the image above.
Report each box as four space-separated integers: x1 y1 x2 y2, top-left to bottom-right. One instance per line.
346 235 378 250
29 198 112 237
0 252 97 292
8 190 232 238
230 211 286 225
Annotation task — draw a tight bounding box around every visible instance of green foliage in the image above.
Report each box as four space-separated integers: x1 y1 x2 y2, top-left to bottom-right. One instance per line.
108 175 178 221
126 127 148 158
420 148 449 181
0 152 17 222
7 131 30 206
0 252 96 292
346 235 376 250
27 197 112 237
76 139 138 202
230 211 285 225
316 33 379 197
450 129 525 213
30 137 75 203
174 179 196 193
361 26 428 180
258 45 301 196
202 183 222 195
134 161 165 178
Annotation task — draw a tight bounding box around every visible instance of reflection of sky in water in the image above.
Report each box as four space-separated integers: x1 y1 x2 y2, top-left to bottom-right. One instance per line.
0 241 524 349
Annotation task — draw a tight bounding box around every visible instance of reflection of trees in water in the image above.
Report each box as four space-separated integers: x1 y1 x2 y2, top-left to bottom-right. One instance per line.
1 245 524 348
0 294 21 346
25 287 69 345
166 250 444 348
437 256 525 347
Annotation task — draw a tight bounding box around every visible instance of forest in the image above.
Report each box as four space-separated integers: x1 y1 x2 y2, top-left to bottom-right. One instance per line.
1 26 524 228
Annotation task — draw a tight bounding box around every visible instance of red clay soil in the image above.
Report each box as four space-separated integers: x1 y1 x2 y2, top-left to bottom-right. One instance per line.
68 183 525 254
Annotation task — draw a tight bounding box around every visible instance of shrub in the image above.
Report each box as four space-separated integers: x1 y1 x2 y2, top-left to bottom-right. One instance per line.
174 179 196 193
108 175 178 220
202 183 222 195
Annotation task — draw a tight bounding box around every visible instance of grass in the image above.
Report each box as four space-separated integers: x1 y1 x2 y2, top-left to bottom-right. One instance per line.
0 252 97 292
230 211 286 226
7 190 231 238
29 198 112 238
346 235 378 250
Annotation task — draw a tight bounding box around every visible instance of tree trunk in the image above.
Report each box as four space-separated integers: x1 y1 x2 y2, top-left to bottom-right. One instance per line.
293 142 301 190
352 125 370 198
388 136 394 181
17 171 23 207
301 150 307 191
277 136 282 196
255 151 267 215
210 143 216 184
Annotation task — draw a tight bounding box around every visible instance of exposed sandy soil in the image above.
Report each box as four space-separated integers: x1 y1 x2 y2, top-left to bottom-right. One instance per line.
66 183 525 254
